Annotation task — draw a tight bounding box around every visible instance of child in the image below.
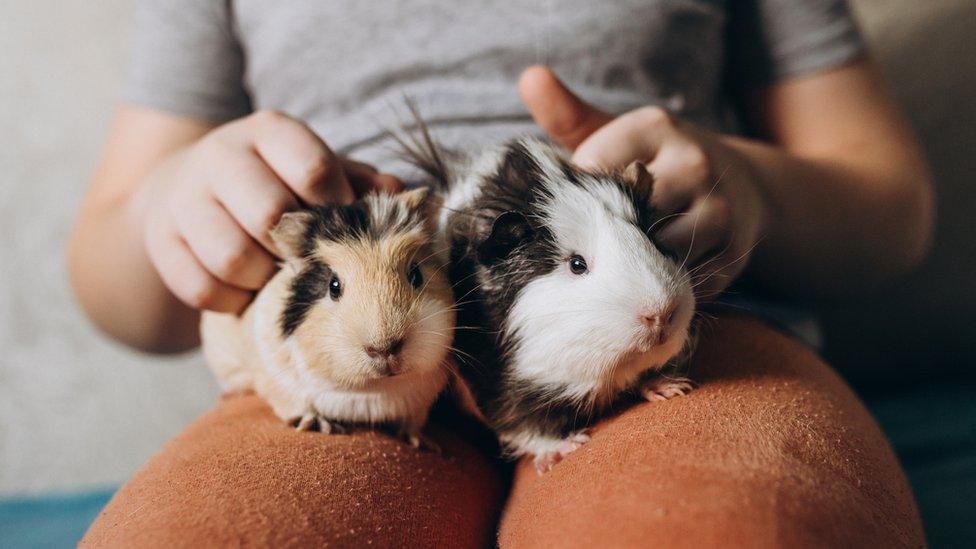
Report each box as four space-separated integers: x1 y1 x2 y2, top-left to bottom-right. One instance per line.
72 1 932 545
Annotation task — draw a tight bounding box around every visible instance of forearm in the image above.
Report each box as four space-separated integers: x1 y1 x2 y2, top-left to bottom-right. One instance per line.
68 156 201 353
727 135 934 296
68 107 390 352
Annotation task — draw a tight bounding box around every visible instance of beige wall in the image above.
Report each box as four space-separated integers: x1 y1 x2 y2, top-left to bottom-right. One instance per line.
0 1 218 495
0 1 973 494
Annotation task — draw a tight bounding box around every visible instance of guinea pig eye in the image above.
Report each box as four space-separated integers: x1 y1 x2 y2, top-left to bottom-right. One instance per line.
407 263 424 289
568 254 588 275
328 275 342 301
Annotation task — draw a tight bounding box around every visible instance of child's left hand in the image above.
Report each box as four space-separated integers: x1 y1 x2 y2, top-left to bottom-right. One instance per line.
520 66 768 299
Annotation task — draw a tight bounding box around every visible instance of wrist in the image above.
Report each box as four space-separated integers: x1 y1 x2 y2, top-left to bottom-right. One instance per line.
721 136 777 256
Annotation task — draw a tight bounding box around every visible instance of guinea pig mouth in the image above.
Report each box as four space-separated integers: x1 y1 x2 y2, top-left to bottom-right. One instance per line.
634 326 683 355
367 355 407 378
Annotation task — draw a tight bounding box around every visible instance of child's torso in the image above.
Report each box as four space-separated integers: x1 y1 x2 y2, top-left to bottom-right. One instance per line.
231 0 730 175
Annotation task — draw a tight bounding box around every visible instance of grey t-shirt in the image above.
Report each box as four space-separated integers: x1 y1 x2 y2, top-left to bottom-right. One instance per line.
125 0 864 176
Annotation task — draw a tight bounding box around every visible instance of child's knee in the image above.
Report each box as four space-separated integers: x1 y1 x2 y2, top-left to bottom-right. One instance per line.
84 393 506 547
499 315 923 548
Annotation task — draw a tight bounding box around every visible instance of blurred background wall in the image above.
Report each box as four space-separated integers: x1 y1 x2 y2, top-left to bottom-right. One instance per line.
0 1 218 495
0 0 973 497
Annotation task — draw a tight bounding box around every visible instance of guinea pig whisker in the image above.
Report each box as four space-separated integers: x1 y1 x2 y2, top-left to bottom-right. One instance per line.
444 344 479 362
413 244 451 265
451 279 495 306
415 329 450 340
677 167 729 275
448 270 484 291
406 304 455 332
450 325 495 333
694 310 717 322
676 231 741 289
645 211 689 236
404 264 452 321
404 302 469 339
414 256 452 297
685 229 738 274
683 246 731 277
690 272 729 286
443 345 486 374
693 289 725 301
680 259 726 288
688 237 764 290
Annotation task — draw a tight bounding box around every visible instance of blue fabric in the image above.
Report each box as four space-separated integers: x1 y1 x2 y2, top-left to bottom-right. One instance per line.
0 489 114 549
866 384 976 548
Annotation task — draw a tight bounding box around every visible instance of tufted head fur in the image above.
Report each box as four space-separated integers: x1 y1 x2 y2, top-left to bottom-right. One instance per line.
441 139 696 439
271 188 455 390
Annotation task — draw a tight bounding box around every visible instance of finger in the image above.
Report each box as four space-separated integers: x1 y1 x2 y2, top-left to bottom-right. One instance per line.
371 173 405 194
518 65 614 150
572 106 676 170
342 158 404 195
249 110 355 205
148 226 253 313
175 197 277 290
656 196 732 270
212 152 301 256
648 140 712 214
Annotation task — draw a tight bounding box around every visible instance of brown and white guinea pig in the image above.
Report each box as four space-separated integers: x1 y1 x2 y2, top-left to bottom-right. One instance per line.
201 188 455 446
396 124 696 472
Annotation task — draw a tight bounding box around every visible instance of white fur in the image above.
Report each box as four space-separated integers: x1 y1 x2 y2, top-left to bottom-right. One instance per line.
498 428 589 459
507 141 695 406
438 145 504 232
365 192 410 229
286 338 446 426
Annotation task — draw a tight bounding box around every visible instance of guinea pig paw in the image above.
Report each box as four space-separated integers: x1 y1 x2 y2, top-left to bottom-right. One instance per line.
641 376 695 402
403 432 442 454
533 432 590 474
288 413 345 434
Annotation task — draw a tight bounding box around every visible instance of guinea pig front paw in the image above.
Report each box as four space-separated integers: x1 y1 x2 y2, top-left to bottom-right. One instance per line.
532 432 590 474
287 413 346 434
640 376 695 402
401 430 442 454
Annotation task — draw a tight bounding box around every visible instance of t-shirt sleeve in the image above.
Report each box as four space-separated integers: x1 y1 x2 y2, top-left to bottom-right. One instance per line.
122 0 251 122
727 0 867 89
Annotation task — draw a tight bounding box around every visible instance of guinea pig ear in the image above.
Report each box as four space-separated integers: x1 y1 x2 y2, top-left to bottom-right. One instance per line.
477 211 534 265
397 186 442 232
622 161 654 192
270 211 315 260
397 186 431 210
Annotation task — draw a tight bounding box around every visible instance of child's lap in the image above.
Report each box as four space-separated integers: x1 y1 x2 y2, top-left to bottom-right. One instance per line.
82 315 924 548
81 393 509 547
500 315 923 547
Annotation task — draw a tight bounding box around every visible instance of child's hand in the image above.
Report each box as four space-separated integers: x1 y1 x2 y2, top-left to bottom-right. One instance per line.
144 110 402 313
520 67 767 299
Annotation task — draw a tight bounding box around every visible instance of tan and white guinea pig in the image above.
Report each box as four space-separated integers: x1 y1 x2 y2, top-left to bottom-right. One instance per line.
201 188 455 447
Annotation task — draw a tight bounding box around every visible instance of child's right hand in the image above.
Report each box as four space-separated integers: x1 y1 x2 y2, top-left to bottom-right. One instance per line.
143 110 401 314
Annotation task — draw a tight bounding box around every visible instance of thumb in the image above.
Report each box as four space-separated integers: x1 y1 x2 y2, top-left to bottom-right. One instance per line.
518 65 615 150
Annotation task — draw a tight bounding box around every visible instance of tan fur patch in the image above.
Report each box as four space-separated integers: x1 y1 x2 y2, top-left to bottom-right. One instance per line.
202 191 455 428
286 230 452 389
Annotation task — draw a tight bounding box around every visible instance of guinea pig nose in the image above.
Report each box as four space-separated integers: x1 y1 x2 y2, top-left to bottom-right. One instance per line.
365 338 405 359
641 314 663 328
640 306 675 329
